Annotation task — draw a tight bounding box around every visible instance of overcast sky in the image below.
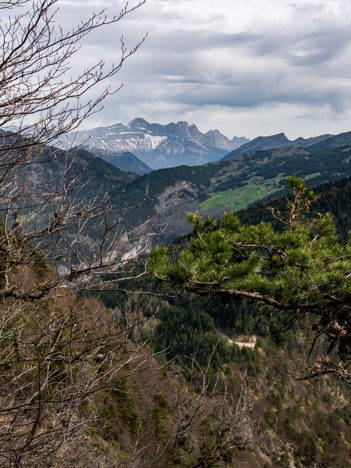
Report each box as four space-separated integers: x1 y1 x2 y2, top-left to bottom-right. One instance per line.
59 0 351 140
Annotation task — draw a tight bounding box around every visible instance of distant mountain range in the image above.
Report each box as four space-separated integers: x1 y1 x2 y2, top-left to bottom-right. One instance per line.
62 118 249 170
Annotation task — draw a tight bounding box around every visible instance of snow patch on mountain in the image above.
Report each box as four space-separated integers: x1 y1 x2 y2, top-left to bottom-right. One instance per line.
62 118 249 170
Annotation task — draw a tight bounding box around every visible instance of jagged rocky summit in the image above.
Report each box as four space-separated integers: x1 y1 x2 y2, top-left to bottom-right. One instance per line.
63 118 249 170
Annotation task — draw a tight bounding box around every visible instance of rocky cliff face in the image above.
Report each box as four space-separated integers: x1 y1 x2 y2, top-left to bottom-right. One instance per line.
62 118 249 170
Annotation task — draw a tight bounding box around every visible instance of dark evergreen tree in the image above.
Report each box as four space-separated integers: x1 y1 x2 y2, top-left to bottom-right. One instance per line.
148 177 351 382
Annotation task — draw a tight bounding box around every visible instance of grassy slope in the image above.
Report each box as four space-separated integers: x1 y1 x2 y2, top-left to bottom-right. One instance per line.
199 175 285 213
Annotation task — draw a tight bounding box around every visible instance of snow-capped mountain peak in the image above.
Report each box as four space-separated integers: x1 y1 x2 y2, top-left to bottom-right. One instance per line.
63 118 249 170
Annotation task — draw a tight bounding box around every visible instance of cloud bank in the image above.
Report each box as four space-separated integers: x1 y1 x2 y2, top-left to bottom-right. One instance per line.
56 0 351 139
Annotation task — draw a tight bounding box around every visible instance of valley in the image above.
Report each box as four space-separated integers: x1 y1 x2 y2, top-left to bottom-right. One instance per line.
104 136 351 243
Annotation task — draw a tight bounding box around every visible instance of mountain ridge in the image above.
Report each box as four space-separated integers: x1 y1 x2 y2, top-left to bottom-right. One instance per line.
219 130 351 161
62 118 250 170
221 132 337 160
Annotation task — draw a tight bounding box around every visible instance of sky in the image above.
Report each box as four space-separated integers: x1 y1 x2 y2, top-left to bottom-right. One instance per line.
57 0 351 140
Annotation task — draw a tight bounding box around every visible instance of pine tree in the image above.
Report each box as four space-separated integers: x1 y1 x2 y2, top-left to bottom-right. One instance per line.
148 177 351 382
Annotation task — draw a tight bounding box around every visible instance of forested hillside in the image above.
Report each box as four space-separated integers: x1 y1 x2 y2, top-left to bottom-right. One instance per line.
238 176 351 239
109 142 351 241
92 279 351 467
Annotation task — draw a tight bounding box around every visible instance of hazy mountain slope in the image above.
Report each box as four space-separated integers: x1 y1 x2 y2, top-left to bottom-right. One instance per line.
88 148 152 175
307 130 351 152
12 144 139 253
62 118 250 169
28 146 138 198
0 130 138 209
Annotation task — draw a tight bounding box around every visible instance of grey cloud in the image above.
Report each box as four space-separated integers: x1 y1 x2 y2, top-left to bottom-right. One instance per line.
285 30 351 66
56 0 351 137
289 2 331 17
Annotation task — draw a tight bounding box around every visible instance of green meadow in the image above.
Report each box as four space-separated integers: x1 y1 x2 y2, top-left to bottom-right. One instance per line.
199 176 285 213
